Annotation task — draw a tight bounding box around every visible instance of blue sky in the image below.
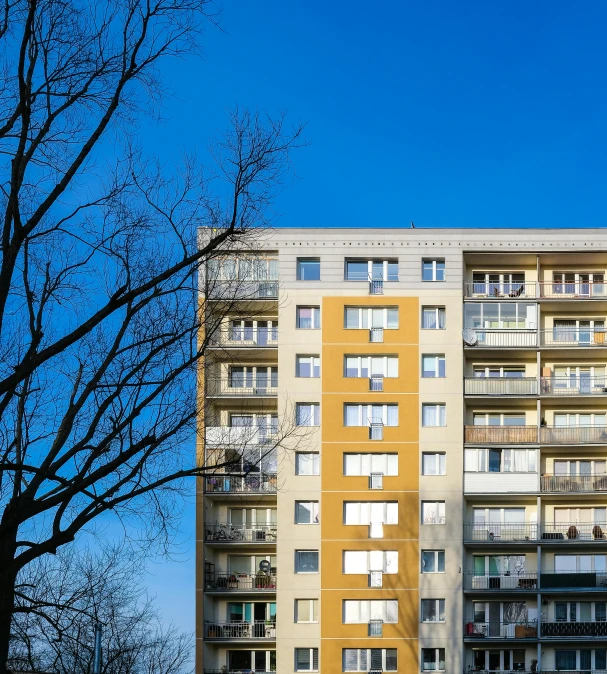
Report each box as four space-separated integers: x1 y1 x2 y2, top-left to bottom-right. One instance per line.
145 0 607 634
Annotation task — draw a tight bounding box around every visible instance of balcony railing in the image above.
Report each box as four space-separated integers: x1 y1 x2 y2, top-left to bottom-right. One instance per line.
465 426 538 444
464 472 539 494
464 572 538 590
541 474 607 493
540 426 607 445
540 281 607 299
465 329 537 348
204 670 276 674
203 474 278 494
463 523 538 542
210 328 278 348
541 377 607 395
204 523 277 543
370 375 384 391
206 378 278 397
369 422 384 440
369 327 384 343
204 572 277 591
541 523 607 541
542 621 607 638
464 377 537 395
541 329 607 347
463 281 607 300
369 278 384 295
464 282 534 299
464 620 538 639
205 426 277 446
206 279 279 300
541 570 607 589
204 620 276 639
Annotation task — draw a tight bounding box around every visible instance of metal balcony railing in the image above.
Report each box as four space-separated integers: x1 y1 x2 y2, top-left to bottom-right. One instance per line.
540 280 607 299
464 377 537 395
203 474 278 494
464 426 538 444
205 426 278 446
369 327 384 343
206 378 278 397
204 524 277 543
463 522 538 542
540 426 607 445
368 619 383 636
206 279 279 300
204 572 277 591
204 670 276 674
210 327 278 348
463 572 538 590
541 522 607 541
204 620 276 639
541 474 607 493
369 422 384 440
541 329 607 347
369 277 384 295
465 329 538 348
542 621 607 638
463 282 534 299
369 473 383 489
370 375 384 391
464 620 538 638
541 570 607 589
541 376 607 395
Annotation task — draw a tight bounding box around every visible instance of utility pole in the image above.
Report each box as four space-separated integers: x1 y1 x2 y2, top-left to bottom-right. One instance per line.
93 623 102 674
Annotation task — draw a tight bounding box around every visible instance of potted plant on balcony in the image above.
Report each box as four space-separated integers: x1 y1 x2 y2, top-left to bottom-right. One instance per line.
255 571 269 588
265 619 276 638
227 573 238 589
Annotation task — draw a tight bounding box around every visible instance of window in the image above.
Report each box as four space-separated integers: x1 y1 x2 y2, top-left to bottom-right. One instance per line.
473 412 526 427
342 648 397 672
555 554 607 573
297 258 320 281
343 453 398 476
422 259 445 282
343 600 398 623
344 356 398 378
296 403 320 426
296 452 320 475
464 302 537 329
422 355 446 378
228 365 277 389
464 448 537 473
471 272 525 296
208 255 279 281
344 404 398 426
422 648 445 671
421 599 445 623
554 412 606 427
345 259 399 282
474 366 526 378
422 501 446 525
297 306 321 329
343 550 398 574
295 599 319 623
422 306 446 329
295 550 319 573
296 355 320 378
421 550 445 573
344 306 399 329
422 453 446 475
295 501 319 524
295 648 319 672
422 404 446 427
343 502 398 525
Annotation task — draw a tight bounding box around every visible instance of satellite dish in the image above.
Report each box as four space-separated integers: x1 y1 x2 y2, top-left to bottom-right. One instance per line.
462 328 478 346
259 560 271 574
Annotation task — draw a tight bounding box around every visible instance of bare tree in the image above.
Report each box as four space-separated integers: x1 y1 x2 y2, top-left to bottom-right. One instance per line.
0 1 305 669
9 544 192 674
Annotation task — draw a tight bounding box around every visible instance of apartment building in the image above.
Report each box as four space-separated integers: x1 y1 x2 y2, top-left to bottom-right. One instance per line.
197 228 607 674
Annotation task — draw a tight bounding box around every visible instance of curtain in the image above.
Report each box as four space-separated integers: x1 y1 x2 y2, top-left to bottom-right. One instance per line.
345 308 359 329
387 308 399 328
386 405 398 426
422 309 436 329
344 405 360 426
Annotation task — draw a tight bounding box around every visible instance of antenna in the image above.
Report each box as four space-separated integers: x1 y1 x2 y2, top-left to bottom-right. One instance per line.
462 328 478 346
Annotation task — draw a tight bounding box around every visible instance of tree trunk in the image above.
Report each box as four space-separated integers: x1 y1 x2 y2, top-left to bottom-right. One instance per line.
0 528 18 674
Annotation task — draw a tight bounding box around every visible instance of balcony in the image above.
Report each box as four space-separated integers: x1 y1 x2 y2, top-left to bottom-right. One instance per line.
205 426 277 447
541 523 607 541
206 279 279 301
464 572 538 591
541 330 607 347
204 672 276 674
540 426 607 445
464 377 538 396
541 570 607 590
204 572 277 592
541 474 607 493
203 474 278 495
210 327 278 348
542 621 607 638
465 426 538 444
464 620 538 639
465 329 537 348
205 378 278 398
463 281 607 300
463 522 538 543
204 523 277 543
464 281 535 299
541 377 607 396
369 277 384 295
370 375 384 391
540 280 607 299
465 472 538 494
204 620 276 640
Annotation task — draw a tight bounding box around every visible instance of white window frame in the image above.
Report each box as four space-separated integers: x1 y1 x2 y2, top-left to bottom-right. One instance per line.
421 404 446 427
421 598 446 623
343 550 398 574
422 453 446 476
342 648 398 672
296 403 320 427
422 648 446 672
472 412 526 426
343 453 398 477
296 258 321 281
421 550 445 574
295 550 319 574
343 599 398 624
294 599 319 623
553 459 607 477
422 259 445 282
473 366 526 378
422 306 446 329
464 448 537 473
344 355 398 378
464 302 537 329
295 501 319 525
554 554 607 573
422 354 446 378
554 412 606 427
344 404 398 426
343 501 398 525
228 554 275 575
344 306 399 329
295 647 319 672
296 306 321 329
296 355 320 378
345 259 399 282
295 452 320 475
421 501 446 525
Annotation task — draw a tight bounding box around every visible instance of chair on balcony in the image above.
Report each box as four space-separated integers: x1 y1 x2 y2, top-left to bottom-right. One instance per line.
593 524 605 539
567 525 579 539
509 284 524 298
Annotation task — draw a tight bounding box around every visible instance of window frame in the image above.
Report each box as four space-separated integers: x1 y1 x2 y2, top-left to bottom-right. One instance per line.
297 258 321 281
295 501 320 525
296 403 320 427
343 501 398 526
342 648 398 672
344 258 399 282
421 501 446 525
421 354 446 378
422 306 446 329
343 404 398 427
295 452 320 476
422 259 445 282
344 355 399 378
343 453 398 477
296 306 321 329
422 648 446 671
295 599 319 623
295 550 319 574
296 355 321 378
342 599 399 624
421 404 446 427
421 598 446 623
344 306 399 330
422 452 447 476
295 647 319 672
421 550 445 574
343 549 398 574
